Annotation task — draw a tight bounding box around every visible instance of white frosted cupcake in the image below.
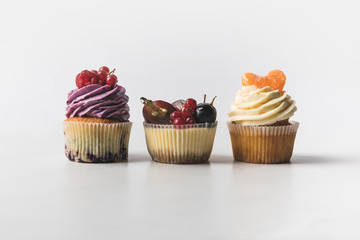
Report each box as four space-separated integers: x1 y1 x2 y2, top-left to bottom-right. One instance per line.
141 96 217 164
228 70 299 164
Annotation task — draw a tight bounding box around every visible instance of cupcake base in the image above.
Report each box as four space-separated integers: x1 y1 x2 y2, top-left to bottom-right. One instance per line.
143 122 217 164
63 117 132 163
227 121 299 164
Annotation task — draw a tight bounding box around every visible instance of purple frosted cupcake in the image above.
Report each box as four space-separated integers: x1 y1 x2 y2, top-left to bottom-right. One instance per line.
63 67 132 163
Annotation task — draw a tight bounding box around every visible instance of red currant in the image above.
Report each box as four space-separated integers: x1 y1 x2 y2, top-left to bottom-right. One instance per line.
99 66 110 74
184 98 197 110
185 117 196 124
75 73 84 88
170 111 183 121
90 76 99 84
181 106 193 118
76 70 92 88
106 75 118 86
97 70 107 84
173 118 185 125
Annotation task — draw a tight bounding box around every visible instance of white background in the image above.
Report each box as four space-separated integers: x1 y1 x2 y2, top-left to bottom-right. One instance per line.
1 1 360 239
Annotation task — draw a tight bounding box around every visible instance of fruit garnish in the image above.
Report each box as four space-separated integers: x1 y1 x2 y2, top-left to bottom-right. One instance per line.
181 106 193 118
193 95 217 123
170 98 199 125
99 66 110 73
75 66 117 88
140 97 177 124
184 98 197 110
172 99 185 111
106 75 117 86
170 111 182 121
173 118 186 125
185 117 196 124
98 70 107 85
241 69 286 92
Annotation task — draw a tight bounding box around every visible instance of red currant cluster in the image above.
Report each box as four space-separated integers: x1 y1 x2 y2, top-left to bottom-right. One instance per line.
170 98 197 125
75 66 118 88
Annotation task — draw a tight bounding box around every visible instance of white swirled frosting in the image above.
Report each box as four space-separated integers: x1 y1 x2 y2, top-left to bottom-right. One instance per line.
228 85 297 125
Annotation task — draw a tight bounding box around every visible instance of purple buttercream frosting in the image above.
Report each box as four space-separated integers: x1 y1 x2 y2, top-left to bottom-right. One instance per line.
66 84 130 121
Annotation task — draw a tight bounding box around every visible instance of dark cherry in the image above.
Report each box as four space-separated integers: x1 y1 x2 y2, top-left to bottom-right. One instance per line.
193 95 217 123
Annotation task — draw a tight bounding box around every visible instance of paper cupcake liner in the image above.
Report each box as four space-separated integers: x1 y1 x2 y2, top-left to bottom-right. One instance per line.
227 121 299 164
63 120 132 163
143 122 217 164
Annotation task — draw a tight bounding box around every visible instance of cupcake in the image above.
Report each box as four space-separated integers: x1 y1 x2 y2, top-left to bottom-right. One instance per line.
63 66 132 163
227 70 299 164
141 96 217 164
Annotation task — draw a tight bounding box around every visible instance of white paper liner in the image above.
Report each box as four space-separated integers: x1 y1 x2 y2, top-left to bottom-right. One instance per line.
227 121 299 164
143 122 217 164
63 120 132 163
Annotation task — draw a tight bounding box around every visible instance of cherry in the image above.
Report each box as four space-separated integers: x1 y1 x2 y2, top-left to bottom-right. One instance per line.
185 117 196 124
181 106 193 118
173 118 185 125
99 66 110 73
106 75 117 86
184 98 197 110
193 95 217 123
170 111 182 121
91 70 98 75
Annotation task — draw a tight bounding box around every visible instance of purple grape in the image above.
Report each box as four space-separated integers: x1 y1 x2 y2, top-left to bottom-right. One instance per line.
172 99 185 111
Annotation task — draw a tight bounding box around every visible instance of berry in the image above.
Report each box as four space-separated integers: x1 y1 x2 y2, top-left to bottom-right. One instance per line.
172 99 185 111
106 75 117 86
97 71 107 85
185 117 196 124
99 66 110 73
75 73 85 88
76 70 92 88
193 104 217 123
181 106 193 118
75 67 118 88
90 76 99 84
170 111 182 121
184 98 197 110
193 96 217 123
173 118 185 125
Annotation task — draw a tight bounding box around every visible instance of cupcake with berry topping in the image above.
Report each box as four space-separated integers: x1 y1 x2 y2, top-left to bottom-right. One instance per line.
63 66 132 163
141 95 217 164
227 70 299 164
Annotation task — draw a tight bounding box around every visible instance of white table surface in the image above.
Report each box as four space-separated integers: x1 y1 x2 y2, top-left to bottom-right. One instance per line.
1 152 359 240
